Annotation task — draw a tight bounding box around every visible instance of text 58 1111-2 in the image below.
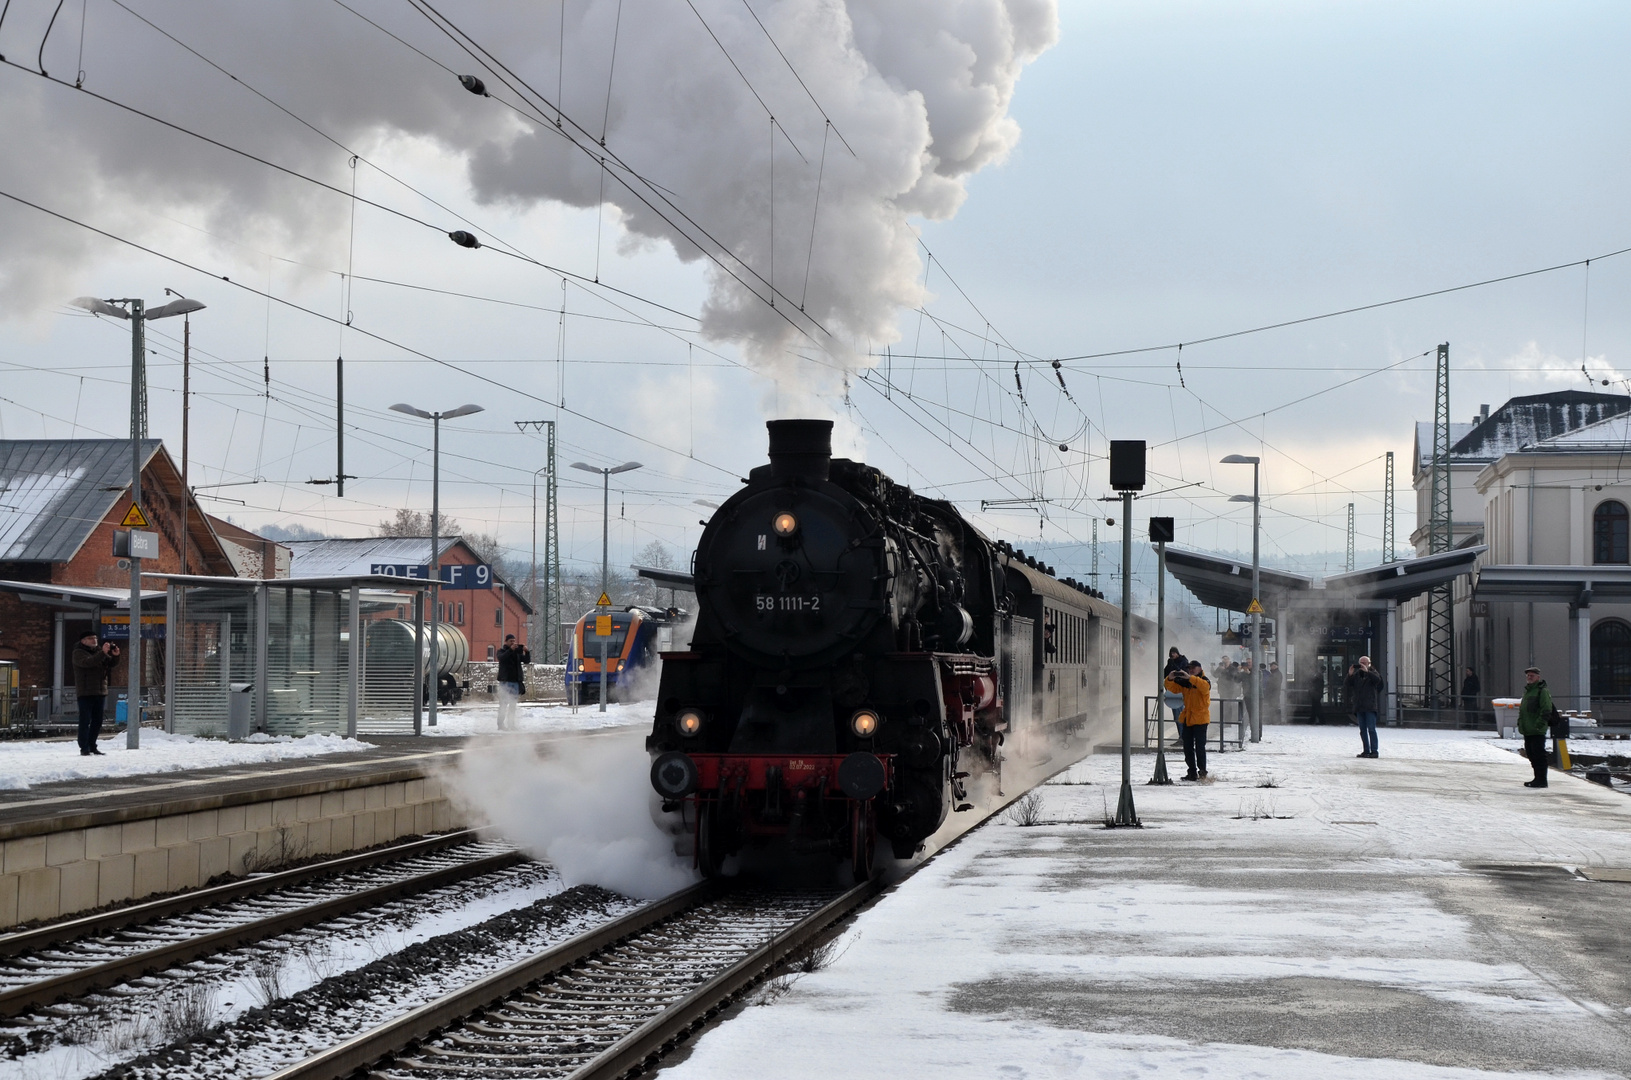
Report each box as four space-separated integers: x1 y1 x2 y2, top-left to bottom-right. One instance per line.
756 593 822 613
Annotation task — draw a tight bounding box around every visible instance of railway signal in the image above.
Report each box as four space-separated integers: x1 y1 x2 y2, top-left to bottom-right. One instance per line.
1108 440 1145 827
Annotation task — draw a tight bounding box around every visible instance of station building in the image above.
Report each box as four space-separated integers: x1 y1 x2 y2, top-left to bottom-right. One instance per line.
1163 389 1631 725
1398 390 1631 716
0 439 247 719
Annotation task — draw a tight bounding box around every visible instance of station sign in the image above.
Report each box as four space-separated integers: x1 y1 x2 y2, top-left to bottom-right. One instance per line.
100 613 166 640
112 529 160 559
369 563 492 589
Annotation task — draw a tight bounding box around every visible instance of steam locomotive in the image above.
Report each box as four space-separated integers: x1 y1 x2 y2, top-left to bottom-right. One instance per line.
648 420 1135 878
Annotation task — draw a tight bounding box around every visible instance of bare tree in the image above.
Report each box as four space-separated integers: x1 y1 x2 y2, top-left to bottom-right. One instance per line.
377 508 461 538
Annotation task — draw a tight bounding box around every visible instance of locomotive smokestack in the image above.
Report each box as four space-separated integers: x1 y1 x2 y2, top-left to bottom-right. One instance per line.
766 419 833 482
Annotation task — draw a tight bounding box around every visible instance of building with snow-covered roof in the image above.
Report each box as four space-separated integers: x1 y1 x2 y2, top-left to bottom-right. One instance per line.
283 536 532 663
1399 390 1631 717
0 439 242 719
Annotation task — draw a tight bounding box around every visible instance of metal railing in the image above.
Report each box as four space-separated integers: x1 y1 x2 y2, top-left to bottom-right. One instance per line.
1144 696 1247 752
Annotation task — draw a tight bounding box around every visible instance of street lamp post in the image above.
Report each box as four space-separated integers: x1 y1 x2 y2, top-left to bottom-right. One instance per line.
570 461 643 597
391 402 484 731
72 294 204 749
1222 454 1262 743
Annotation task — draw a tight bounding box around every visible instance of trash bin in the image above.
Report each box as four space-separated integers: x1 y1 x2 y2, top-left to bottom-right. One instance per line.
115 694 129 728
228 682 254 740
1492 697 1522 740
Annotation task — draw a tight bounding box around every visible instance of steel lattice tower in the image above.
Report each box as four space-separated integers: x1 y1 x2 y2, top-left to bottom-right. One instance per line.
1091 518 1099 589
1346 503 1355 571
1383 451 1395 562
1425 343 1455 706
518 420 562 663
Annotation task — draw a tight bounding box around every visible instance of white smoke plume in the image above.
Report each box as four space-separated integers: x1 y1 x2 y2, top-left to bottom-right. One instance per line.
0 0 1057 368
443 727 698 900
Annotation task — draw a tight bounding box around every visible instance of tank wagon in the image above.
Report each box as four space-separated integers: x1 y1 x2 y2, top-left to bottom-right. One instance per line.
648 420 1135 879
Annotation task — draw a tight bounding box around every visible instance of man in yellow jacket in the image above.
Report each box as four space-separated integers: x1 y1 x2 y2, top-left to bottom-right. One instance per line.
1164 660 1212 781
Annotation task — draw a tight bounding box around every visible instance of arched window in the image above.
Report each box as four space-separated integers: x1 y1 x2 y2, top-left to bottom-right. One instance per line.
1590 620 1631 699
1594 500 1629 564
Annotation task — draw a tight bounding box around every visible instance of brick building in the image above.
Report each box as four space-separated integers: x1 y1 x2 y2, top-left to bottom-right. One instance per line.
284 537 532 662
0 440 238 709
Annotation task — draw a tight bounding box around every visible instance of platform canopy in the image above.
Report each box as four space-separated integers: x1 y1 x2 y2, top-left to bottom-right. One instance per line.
1472 564 1631 605
632 563 696 590
1163 546 1486 612
0 578 166 611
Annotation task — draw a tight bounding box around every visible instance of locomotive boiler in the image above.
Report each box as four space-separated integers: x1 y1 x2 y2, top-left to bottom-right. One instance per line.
648 419 1128 878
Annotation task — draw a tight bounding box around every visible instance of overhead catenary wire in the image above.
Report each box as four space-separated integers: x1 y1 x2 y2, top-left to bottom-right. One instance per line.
0 185 749 483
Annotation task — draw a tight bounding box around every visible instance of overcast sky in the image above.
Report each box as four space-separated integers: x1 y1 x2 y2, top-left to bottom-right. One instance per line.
1 0 1626 587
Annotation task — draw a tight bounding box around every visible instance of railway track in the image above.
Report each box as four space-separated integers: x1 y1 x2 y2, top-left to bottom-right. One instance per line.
0 830 525 1018
263 877 881 1080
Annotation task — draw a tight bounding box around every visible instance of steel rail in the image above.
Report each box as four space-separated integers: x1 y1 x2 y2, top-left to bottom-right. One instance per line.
570 879 883 1080
261 881 719 1080
0 845 525 1017
0 828 486 960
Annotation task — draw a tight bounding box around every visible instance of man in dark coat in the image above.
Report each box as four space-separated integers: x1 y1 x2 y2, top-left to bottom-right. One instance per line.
1344 655 1385 758
71 629 119 756
495 634 530 730
1461 666 1481 715
1308 671 1325 725
1516 666 1553 788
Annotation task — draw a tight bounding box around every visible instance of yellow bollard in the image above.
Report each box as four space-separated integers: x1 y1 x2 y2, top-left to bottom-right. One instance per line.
1556 738 1571 771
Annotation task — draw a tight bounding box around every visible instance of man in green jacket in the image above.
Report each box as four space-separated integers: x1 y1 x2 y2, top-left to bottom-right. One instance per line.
1517 666 1553 788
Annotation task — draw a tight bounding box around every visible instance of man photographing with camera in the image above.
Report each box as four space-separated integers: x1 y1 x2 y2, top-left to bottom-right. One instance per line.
1345 655 1385 759
71 629 119 756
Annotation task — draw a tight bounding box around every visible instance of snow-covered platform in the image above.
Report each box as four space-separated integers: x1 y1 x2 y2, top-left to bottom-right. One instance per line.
668 725 1631 1079
0 702 651 928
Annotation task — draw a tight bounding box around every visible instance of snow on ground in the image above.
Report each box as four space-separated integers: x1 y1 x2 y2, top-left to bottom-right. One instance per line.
665 725 1631 1079
0 701 652 791
421 699 652 737
0 730 370 790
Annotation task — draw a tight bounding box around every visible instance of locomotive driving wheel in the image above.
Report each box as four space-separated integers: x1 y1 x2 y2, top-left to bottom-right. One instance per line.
850 799 877 881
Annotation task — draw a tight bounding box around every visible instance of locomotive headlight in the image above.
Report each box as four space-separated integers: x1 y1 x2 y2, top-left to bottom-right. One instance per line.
772 511 799 537
676 709 705 736
850 709 880 738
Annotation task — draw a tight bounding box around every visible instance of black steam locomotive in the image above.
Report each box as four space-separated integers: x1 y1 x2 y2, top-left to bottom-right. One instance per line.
648 420 1132 878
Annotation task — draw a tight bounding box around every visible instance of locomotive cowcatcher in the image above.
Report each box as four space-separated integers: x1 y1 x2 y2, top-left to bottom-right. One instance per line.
648 419 1008 879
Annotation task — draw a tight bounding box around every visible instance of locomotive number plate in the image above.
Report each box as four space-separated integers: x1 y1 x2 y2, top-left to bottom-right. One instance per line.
755 593 822 613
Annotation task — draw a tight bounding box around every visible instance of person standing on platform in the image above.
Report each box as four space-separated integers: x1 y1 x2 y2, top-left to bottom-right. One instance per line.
1517 666 1554 788
1345 655 1385 758
1308 671 1325 725
71 629 118 756
1461 666 1481 716
495 634 530 730
1165 661 1213 781
1264 662 1284 723
1162 647 1189 741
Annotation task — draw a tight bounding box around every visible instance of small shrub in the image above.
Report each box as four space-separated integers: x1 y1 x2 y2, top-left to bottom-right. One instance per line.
1256 773 1280 789
249 954 284 1006
241 826 312 874
1007 790 1044 827
157 982 217 1043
